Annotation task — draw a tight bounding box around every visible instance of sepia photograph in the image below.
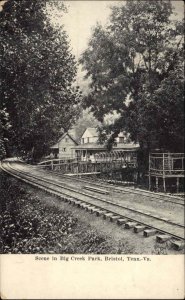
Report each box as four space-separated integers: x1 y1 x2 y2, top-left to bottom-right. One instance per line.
0 0 184 299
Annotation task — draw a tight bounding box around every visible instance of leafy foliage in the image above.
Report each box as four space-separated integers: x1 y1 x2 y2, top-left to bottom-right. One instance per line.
72 108 100 142
80 0 184 153
0 173 132 254
0 109 11 159
0 0 82 160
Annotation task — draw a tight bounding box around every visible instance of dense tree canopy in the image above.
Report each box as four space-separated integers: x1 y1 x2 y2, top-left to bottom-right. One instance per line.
72 109 100 142
0 0 82 160
80 0 184 153
0 108 11 159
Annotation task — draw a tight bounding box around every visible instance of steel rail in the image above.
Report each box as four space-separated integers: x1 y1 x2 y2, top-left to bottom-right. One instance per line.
1 162 184 243
6 162 185 229
38 168 184 206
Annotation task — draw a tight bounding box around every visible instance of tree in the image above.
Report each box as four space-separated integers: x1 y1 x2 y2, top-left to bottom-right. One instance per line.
0 108 11 159
80 0 184 155
72 108 100 142
149 65 184 151
0 0 82 160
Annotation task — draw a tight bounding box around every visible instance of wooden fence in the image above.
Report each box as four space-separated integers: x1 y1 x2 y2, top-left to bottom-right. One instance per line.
37 158 136 174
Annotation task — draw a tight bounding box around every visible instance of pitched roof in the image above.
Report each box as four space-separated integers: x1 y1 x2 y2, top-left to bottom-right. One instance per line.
58 132 78 144
81 128 131 139
50 132 78 149
81 127 98 138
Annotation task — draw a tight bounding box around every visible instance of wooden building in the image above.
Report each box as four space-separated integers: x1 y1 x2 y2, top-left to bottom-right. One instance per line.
73 127 139 165
149 152 184 193
50 132 78 160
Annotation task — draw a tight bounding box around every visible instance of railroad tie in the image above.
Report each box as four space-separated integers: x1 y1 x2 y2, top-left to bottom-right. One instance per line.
117 218 127 225
85 205 95 211
68 198 76 204
80 203 91 209
78 203 87 208
71 198 78 204
134 225 146 233
109 215 120 222
125 221 138 229
103 212 115 219
171 240 184 251
84 205 94 211
156 234 171 243
64 197 69 203
143 229 157 237
94 209 104 216
71 200 81 206
90 207 100 213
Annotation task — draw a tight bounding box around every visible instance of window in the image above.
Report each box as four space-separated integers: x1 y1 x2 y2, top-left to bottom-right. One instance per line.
81 138 84 144
119 137 125 143
65 138 68 142
63 148 66 152
87 137 90 143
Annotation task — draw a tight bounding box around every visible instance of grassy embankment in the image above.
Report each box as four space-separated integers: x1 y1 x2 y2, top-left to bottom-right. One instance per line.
0 172 132 254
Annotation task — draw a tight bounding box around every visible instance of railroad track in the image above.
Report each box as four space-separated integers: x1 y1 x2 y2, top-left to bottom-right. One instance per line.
65 175 185 205
35 167 185 206
72 175 185 203
7 166 185 219
1 161 184 250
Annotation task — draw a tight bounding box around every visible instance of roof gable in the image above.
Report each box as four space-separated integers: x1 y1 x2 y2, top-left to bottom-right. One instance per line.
58 132 78 145
81 128 130 138
81 127 98 139
50 132 78 149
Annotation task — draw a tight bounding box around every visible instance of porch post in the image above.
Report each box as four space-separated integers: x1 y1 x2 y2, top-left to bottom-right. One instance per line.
163 177 166 193
51 160 53 170
176 177 179 193
163 153 166 192
149 153 151 190
156 177 159 192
